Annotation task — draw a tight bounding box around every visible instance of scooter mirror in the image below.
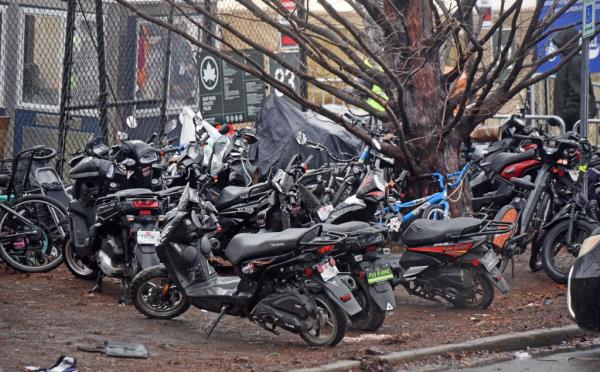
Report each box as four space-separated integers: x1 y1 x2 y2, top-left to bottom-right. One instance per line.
165 119 178 134
296 131 307 145
116 131 128 142
125 116 138 129
372 138 382 151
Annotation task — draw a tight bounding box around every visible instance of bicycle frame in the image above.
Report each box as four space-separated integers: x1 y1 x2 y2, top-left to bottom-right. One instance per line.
0 203 44 242
378 163 471 222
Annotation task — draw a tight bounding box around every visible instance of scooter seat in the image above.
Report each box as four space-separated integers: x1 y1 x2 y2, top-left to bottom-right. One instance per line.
488 150 536 174
401 218 484 246
216 186 248 209
113 188 153 198
225 228 313 265
321 221 372 233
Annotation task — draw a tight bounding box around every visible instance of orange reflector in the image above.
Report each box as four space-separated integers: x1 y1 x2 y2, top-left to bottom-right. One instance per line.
318 245 334 255
340 293 352 302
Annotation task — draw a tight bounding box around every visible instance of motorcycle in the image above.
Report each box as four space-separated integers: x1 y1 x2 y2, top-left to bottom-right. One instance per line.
131 185 361 347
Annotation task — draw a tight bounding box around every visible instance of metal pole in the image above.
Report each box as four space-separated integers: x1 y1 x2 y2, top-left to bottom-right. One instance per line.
581 35 590 198
56 0 77 174
95 0 109 141
158 4 175 139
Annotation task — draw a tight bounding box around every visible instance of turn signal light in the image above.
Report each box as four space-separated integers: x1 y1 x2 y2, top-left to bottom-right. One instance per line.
133 200 159 209
340 293 352 303
318 245 334 255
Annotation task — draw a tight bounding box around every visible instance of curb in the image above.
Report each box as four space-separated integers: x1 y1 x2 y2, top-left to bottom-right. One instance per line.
292 324 585 372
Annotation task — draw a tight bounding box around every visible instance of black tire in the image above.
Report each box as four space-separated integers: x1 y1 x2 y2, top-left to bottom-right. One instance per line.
423 204 449 220
63 238 98 280
300 293 347 347
350 286 386 332
542 219 595 284
492 205 519 273
450 272 494 310
332 181 352 207
132 265 191 320
0 195 68 273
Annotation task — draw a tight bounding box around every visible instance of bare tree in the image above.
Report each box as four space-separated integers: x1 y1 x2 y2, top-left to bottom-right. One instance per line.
115 0 595 207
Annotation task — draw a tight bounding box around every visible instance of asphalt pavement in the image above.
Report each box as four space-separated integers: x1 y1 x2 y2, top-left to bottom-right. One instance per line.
466 347 600 372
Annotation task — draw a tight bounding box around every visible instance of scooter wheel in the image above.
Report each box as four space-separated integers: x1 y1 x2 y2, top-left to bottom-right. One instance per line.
63 238 98 280
450 272 494 310
132 265 190 319
300 294 347 347
350 286 386 332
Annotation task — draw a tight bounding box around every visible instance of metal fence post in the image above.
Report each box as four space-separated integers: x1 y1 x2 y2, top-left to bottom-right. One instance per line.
95 0 109 141
158 4 175 139
56 0 77 174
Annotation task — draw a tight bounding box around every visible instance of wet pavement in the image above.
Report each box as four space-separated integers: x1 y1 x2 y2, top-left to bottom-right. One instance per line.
466 347 600 372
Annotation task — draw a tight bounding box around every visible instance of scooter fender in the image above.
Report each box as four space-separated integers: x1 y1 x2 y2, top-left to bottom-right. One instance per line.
358 261 396 311
313 274 362 316
134 244 160 270
458 250 510 294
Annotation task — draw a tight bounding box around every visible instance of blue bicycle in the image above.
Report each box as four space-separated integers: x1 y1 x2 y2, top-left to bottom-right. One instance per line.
376 163 471 231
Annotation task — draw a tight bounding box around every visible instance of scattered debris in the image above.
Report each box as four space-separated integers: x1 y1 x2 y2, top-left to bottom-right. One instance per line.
514 351 532 360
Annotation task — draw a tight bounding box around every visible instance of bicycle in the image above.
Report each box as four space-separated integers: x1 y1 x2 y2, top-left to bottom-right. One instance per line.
376 162 471 232
0 146 69 273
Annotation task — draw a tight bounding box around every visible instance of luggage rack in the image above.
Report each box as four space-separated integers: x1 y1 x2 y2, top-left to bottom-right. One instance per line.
448 220 514 240
301 229 348 250
0 146 57 197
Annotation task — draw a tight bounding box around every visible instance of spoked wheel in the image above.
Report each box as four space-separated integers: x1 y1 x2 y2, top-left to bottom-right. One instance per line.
424 205 449 220
132 265 190 319
542 219 595 284
450 272 494 310
63 238 98 280
350 286 385 332
0 195 68 273
300 294 347 347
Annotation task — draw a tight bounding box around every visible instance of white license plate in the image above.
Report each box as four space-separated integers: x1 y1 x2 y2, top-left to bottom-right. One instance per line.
481 249 500 272
318 262 339 281
137 231 161 245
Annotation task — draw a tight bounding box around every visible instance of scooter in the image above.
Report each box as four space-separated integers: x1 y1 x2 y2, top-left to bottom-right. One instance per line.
131 185 362 347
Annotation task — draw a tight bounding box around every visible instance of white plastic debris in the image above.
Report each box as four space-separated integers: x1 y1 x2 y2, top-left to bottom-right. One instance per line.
514 351 532 360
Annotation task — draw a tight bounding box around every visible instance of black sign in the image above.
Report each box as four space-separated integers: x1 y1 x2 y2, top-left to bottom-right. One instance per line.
268 51 302 108
199 50 265 124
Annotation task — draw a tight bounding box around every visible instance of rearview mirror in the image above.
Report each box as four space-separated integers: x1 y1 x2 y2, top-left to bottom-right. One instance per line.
296 131 307 145
165 119 178 134
125 116 138 129
372 139 382 151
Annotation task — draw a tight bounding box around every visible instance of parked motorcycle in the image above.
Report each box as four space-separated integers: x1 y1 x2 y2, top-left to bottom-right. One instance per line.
131 185 361 346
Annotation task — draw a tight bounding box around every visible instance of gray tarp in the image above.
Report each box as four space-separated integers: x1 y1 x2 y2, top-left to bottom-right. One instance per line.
254 95 362 174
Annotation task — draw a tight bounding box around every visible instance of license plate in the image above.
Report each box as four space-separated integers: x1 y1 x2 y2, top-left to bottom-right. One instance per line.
366 265 394 284
318 262 339 281
137 231 161 245
481 250 500 272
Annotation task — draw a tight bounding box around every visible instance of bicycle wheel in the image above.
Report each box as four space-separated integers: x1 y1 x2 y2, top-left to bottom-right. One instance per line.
0 195 69 273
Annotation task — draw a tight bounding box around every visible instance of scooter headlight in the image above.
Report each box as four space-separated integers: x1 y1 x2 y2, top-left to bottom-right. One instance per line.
578 234 600 257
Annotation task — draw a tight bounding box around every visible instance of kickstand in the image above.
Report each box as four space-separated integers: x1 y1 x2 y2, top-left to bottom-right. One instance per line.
205 306 228 338
89 271 104 294
511 258 516 279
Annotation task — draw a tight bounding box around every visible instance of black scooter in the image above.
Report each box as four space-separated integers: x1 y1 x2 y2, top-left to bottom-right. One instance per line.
131 186 362 347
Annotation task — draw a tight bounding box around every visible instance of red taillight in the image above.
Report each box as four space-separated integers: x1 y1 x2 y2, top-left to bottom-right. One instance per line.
359 271 366 279
318 245 334 255
139 210 152 215
304 267 313 277
366 245 378 253
340 293 352 303
133 200 159 209
472 258 480 267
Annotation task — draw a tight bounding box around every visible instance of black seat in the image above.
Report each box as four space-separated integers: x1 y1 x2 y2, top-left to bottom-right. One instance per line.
216 186 249 210
401 218 484 246
488 150 536 174
0 174 10 187
225 228 313 265
114 188 153 198
321 221 372 233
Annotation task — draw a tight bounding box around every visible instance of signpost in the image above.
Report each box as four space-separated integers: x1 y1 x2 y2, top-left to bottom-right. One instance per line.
582 0 595 197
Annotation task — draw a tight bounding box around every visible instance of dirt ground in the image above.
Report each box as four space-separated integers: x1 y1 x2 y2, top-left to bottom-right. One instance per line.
0 256 574 372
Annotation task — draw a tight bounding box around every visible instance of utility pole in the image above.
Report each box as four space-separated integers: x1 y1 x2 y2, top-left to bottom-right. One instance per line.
581 0 595 198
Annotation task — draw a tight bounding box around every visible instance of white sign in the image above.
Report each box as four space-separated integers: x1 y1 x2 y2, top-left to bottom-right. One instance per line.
200 56 219 91
478 0 493 28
